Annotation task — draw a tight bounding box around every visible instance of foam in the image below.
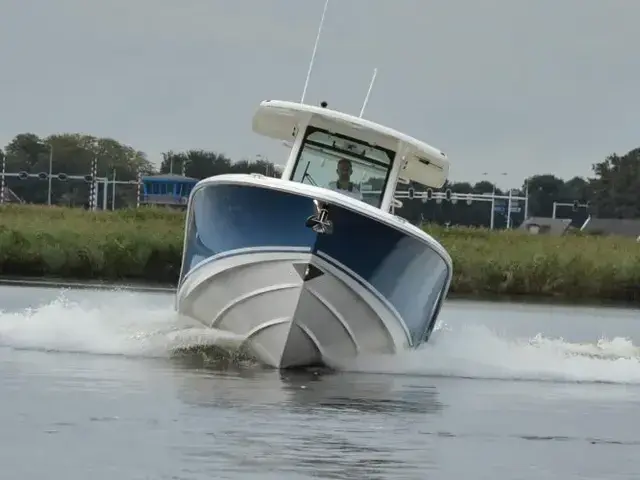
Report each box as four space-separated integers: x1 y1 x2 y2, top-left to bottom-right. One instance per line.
2 291 640 384
335 322 640 384
0 290 241 357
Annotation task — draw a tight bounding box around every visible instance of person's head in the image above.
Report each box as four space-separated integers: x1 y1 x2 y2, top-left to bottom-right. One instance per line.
336 158 353 182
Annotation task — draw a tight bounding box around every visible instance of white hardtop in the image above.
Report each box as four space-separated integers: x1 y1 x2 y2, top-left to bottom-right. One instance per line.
252 99 449 189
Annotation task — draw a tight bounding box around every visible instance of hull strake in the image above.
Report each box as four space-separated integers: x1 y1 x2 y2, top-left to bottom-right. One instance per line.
177 249 410 368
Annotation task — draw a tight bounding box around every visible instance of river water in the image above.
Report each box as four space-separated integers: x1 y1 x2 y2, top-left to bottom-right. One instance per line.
0 284 638 479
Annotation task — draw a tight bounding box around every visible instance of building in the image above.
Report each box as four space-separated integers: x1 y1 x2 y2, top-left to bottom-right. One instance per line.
139 174 198 209
580 216 640 239
519 217 572 236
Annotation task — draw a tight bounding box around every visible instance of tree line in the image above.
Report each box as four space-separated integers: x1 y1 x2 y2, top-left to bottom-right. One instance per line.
0 133 278 209
1 132 638 228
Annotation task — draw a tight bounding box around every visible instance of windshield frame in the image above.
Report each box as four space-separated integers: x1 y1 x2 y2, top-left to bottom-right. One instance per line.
290 126 397 208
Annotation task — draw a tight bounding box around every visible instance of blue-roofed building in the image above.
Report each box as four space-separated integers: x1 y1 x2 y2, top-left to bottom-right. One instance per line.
140 174 198 208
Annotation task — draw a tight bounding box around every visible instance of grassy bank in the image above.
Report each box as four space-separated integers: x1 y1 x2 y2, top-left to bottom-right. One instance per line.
425 225 640 302
0 204 184 283
0 204 638 303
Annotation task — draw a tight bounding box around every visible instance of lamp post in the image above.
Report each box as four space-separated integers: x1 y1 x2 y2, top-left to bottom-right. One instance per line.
523 178 530 219
46 142 54 205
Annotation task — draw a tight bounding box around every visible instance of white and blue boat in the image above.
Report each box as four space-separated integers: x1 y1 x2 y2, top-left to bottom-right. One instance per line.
175 99 452 368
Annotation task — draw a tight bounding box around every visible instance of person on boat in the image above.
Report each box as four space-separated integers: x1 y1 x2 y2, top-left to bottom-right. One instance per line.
328 158 363 200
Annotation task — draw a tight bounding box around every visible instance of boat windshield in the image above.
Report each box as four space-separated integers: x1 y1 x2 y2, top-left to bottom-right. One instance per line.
290 127 395 208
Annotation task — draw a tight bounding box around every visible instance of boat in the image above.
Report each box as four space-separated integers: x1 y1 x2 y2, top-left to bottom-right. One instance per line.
174 98 453 369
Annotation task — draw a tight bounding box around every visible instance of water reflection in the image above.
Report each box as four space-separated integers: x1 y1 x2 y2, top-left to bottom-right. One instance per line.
275 371 443 479
172 368 443 479
173 363 445 416
278 370 445 416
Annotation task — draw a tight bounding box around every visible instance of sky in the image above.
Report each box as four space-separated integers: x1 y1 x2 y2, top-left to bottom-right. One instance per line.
0 0 637 189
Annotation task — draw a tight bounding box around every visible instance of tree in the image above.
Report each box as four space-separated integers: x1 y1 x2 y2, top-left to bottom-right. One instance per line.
522 174 567 218
160 150 280 179
2 133 152 207
589 148 640 218
161 150 233 179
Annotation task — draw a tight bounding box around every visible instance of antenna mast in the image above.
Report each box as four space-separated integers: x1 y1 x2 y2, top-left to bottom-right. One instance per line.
300 0 330 103
359 68 378 117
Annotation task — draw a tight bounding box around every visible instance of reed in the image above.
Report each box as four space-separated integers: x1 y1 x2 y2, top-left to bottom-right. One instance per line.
0 205 638 302
0 204 184 283
423 224 640 302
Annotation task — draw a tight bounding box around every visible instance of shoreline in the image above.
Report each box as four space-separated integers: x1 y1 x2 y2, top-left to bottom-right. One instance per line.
0 204 638 306
1 276 637 310
0 276 175 293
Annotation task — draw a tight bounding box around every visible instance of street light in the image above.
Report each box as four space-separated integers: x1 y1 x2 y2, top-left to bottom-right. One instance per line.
45 142 53 206
523 178 530 219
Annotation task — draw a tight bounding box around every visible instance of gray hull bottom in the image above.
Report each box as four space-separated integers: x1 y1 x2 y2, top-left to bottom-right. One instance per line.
175 250 412 368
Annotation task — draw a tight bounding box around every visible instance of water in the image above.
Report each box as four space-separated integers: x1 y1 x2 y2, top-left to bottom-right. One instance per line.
0 285 639 479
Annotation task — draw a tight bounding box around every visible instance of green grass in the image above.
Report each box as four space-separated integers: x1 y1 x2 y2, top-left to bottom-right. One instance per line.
0 204 184 283
423 224 640 302
0 205 638 302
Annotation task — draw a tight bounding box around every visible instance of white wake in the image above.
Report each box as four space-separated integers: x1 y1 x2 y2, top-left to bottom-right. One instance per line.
1 291 639 384
0 290 242 358
336 322 640 384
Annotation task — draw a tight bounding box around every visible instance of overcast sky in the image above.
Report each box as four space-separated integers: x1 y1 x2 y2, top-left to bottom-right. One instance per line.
1 0 637 188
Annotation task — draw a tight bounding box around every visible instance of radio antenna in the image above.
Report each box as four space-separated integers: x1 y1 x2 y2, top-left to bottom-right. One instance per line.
300 0 330 103
359 67 378 117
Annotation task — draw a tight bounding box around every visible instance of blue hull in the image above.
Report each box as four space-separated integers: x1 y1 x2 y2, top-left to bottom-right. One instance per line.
178 179 451 349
